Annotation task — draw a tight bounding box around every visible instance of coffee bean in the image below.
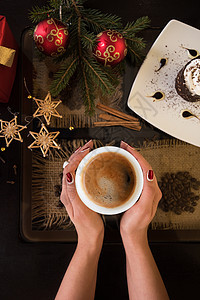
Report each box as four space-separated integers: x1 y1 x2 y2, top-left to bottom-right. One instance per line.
174 209 182 215
189 207 195 213
184 206 191 212
191 177 197 183
158 171 199 215
192 184 199 190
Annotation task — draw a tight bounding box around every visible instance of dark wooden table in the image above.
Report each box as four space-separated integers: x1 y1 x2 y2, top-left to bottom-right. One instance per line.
1 1 200 299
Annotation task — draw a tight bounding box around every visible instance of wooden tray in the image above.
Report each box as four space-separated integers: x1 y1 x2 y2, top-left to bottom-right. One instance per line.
20 27 200 242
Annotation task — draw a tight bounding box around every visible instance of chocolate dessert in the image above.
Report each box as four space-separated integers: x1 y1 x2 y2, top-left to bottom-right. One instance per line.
175 56 200 102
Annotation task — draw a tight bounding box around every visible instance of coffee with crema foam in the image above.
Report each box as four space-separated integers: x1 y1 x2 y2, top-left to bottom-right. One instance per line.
81 152 136 208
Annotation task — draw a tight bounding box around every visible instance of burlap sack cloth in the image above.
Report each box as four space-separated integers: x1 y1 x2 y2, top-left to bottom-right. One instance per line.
31 139 200 231
32 139 105 230
139 139 200 230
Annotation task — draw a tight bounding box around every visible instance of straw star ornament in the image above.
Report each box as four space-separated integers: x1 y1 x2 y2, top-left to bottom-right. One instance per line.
28 123 60 157
0 116 27 147
32 91 62 125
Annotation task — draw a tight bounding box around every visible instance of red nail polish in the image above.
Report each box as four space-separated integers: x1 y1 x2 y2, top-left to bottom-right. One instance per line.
147 170 154 181
121 140 129 148
121 141 135 150
85 139 92 146
129 144 136 150
81 146 91 152
75 146 81 153
66 172 73 183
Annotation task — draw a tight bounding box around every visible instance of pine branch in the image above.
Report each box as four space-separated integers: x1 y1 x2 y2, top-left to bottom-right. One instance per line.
49 0 62 9
80 63 95 115
29 5 56 23
50 57 79 96
82 9 122 33
122 16 150 35
81 31 96 50
126 38 146 64
122 17 150 64
98 64 121 88
82 55 115 95
126 36 146 48
29 0 150 114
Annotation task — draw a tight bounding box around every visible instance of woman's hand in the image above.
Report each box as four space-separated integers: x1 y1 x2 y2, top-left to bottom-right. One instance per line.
60 140 104 250
120 141 162 244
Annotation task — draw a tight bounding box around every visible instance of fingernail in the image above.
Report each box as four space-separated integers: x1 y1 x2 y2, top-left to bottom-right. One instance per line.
129 144 135 150
63 161 69 169
147 170 154 181
66 172 73 184
81 146 91 153
75 146 81 153
121 141 135 150
84 139 92 146
121 140 129 148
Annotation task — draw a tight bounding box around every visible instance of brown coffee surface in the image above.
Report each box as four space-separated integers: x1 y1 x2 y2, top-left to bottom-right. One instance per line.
82 152 136 208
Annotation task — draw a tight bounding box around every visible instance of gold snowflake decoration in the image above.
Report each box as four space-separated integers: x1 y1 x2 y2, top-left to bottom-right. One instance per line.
0 116 27 147
32 91 62 125
28 123 60 157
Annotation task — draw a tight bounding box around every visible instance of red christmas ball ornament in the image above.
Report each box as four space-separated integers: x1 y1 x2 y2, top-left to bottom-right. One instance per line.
94 30 127 66
34 18 70 57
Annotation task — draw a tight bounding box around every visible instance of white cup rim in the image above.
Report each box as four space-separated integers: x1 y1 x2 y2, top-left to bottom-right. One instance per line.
75 146 144 215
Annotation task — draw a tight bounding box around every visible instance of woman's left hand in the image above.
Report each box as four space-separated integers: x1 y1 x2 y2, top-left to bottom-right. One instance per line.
60 140 104 249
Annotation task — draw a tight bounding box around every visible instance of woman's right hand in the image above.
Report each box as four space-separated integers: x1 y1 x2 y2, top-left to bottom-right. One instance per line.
120 141 162 244
119 142 169 300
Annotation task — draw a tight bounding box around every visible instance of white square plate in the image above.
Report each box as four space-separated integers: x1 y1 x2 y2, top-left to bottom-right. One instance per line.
127 19 200 147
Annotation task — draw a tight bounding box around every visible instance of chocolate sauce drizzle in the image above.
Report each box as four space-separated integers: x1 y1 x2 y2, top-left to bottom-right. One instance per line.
155 58 167 72
150 91 165 101
187 49 198 57
181 110 200 121
182 46 199 58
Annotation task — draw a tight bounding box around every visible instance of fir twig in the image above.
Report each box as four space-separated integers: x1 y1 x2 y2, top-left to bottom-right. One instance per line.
122 16 150 35
81 64 95 114
29 5 56 23
29 0 150 114
82 56 115 94
82 9 122 32
51 57 79 96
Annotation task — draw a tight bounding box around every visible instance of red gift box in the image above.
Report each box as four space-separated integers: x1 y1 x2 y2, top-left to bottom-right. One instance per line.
0 15 18 103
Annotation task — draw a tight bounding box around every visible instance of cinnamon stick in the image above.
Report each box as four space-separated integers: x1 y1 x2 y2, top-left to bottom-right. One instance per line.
93 121 141 131
95 121 139 126
96 103 138 122
99 113 125 122
99 114 139 124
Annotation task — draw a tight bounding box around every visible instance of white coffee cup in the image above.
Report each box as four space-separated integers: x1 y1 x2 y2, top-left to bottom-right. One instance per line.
75 146 144 215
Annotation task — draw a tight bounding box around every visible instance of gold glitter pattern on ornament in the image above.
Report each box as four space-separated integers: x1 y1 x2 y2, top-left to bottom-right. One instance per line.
0 116 27 147
46 18 68 46
107 30 123 42
94 30 127 66
34 18 69 56
28 123 60 157
95 46 120 66
33 91 62 125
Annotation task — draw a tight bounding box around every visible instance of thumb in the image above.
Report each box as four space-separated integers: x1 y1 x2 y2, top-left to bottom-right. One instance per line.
64 148 91 174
